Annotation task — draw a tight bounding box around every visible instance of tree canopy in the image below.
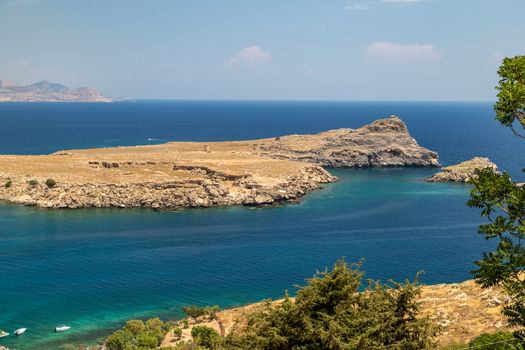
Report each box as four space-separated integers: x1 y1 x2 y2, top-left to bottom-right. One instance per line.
468 54 525 342
223 259 437 350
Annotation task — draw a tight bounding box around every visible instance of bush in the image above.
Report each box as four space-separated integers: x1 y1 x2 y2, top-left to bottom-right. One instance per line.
106 318 170 350
182 319 189 329
4 180 12 188
45 178 56 188
182 305 206 321
204 305 221 321
191 325 220 349
224 259 437 349
28 179 38 187
468 332 523 349
123 319 146 336
106 329 134 350
173 327 183 339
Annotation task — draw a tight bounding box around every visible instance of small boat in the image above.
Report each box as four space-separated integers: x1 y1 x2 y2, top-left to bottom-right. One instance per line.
55 325 71 332
14 328 27 336
0 330 9 338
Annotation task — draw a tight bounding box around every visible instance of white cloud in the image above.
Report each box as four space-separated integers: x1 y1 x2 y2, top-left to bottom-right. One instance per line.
343 4 369 11
225 46 272 67
365 42 440 61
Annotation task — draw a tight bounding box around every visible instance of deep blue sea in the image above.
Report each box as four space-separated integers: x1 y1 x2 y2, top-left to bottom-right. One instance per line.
0 101 524 349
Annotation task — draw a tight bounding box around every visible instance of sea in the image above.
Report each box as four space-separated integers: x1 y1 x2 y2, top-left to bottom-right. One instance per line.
0 101 524 349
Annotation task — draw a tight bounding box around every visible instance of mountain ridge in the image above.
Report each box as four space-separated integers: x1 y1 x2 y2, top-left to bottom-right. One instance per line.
0 79 113 102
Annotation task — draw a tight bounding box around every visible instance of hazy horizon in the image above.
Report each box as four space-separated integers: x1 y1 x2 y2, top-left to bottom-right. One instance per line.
1 0 523 101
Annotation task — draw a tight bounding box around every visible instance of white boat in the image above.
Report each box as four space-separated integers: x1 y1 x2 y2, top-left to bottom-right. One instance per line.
14 328 27 336
55 325 71 332
0 330 9 338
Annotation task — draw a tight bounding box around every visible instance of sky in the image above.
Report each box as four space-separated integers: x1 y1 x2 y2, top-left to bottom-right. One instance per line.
1 0 524 100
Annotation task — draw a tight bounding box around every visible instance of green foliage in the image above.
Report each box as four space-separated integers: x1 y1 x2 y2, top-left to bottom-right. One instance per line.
494 55 525 138
182 304 221 322
4 180 12 188
182 305 207 321
108 260 436 350
124 320 146 336
191 325 220 349
45 178 56 188
28 179 38 187
106 329 135 350
106 318 170 350
182 319 189 329
468 54 525 344
223 259 437 350
204 305 221 321
173 327 183 339
468 332 524 349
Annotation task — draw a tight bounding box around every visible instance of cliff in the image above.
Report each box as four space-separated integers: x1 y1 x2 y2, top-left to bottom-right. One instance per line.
254 116 439 167
0 116 438 210
0 79 112 102
426 157 498 183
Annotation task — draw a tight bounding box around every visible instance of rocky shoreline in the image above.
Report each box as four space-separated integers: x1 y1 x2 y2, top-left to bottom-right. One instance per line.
0 116 438 210
1 166 336 209
426 157 498 183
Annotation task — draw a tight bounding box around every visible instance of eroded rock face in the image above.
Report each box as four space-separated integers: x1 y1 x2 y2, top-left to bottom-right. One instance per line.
0 116 438 210
254 116 439 167
0 166 336 210
425 157 498 183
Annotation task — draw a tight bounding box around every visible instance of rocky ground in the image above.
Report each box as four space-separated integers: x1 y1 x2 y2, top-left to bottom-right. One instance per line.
0 116 438 210
426 157 498 183
161 280 509 348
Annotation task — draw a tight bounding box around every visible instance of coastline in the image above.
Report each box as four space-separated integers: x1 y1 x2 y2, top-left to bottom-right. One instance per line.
160 279 508 348
0 116 438 210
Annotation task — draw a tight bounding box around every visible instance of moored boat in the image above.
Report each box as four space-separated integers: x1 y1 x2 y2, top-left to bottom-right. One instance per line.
0 330 9 338
14 328 27 336
54 325 71 332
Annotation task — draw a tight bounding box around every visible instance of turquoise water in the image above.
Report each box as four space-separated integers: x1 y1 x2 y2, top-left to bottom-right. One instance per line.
0 101 523 349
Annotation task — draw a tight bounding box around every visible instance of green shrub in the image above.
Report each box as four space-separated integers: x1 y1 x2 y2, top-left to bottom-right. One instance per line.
173 327 183 339
45 178 56 188
106 329 134 350
182 319 189 329
182 305 206 321
469 332 523 349
224 259 437 349
191 325 219 349
106 318 170 350
123 319 146 336
204 305 221 321
136 332 158 348
4 180 12 188
28 179 38 187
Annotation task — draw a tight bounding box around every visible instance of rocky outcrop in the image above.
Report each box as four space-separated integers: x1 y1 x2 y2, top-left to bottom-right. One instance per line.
0 79 112 102
0 116 437 210
426 157 498 183
0 165 336 210
254 116 439 167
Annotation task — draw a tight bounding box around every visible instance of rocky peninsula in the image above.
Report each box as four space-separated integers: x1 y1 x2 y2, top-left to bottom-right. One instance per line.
0 116 438 210
0 79 112 102
426 157 498 183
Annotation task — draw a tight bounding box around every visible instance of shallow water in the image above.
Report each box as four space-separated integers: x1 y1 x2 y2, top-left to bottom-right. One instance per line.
0 101 523 349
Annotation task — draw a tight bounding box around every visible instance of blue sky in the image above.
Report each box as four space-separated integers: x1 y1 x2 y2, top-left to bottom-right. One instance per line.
1 0 523 100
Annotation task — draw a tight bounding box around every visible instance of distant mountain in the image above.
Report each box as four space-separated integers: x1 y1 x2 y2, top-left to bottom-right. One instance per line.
0 79 113 102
